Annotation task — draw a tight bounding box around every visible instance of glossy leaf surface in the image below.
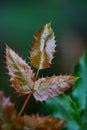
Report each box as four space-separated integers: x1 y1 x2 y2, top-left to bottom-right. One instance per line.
44 51 87 129
30 23 56 69
72 51 87 129
6 45 35 95
34 75 77 101
44 94 81 130
72 51 87 110
6 45 76 101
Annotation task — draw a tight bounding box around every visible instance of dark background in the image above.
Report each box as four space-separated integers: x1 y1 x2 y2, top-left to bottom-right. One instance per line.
0 0 87 114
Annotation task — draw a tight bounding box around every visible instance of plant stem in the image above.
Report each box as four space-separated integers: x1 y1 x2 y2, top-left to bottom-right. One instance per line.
35 68 40 79
18 68 40 117
18 91 33 117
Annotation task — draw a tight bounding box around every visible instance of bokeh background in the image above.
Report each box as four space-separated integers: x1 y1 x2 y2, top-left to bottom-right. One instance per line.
0 0 87 114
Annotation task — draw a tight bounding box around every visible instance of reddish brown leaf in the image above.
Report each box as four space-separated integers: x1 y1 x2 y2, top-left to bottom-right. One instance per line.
0 91 16 119
0 91 23 130
0 91 16 124
30 23 56 69
6 45 77 101
33 75 77 101
6 45 35 95
0 91 66 130
14 115 66 130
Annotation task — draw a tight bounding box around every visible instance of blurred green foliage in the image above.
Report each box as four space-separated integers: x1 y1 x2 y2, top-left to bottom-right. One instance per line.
44 51 87 130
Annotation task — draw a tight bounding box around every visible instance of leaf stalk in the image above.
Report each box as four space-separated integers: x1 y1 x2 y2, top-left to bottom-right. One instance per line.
18 91 33 117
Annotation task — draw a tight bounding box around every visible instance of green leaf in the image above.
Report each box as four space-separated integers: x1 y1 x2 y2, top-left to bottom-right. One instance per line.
43 51 87 129
71 51 87 129
72 51 87 111
43 94 81 129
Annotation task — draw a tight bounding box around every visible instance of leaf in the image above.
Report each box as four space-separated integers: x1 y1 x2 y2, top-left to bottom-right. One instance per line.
6 45 35 95
0 91 66 130
6 45 76 102
43 52 87 129
33 75 77 101
72 51 87 111
0 91 16 121
43 94 81 130
14 114 66 130
71 51 87 129
30 23 56 69
0 91 16 130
